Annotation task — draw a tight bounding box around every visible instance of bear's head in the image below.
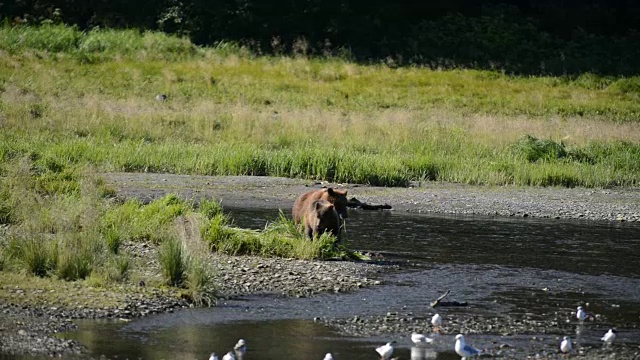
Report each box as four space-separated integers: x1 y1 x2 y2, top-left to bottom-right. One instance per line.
314 200 340 232
326 188 348 219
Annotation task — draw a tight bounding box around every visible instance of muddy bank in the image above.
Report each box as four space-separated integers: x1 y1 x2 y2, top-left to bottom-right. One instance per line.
101 173 640 222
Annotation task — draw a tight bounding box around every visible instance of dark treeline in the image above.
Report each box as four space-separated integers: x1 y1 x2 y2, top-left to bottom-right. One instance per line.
4 0 640 75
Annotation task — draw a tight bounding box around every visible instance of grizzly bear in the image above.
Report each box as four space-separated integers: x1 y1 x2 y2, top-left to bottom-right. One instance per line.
292 187 349 225
304 200 342 241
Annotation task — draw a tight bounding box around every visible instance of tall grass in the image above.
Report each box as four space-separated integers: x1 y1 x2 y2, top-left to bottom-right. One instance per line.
1 25 638 187
158 236 186 287
202 212 347 260
0 24 197 60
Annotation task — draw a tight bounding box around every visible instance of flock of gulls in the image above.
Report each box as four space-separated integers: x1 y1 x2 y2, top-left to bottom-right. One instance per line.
208 307 617 359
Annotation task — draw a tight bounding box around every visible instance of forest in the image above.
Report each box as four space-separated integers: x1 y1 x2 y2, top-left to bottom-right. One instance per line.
4 0 640 75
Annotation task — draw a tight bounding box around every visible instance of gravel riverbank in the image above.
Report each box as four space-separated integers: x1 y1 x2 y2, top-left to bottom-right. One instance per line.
1 173 639 358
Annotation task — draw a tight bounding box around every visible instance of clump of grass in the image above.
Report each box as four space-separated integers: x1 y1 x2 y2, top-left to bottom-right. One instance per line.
103 226 122 254
101 194 189 243
0 24 196 61
102 254 131 283
198 198 224 219
158 236 186 286
201 211 346 260
185 255 216 306
56 233 101 281
511 135 567 162
0 24 82 53
11 236 58 277
201 213 236 248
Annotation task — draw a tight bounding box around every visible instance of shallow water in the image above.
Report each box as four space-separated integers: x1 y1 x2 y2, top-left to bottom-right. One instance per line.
62 207 640 359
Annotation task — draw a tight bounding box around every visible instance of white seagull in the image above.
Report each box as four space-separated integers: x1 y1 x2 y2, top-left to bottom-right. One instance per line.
222 351 236 360
411 332 434 346
601 329 616 344
560 336 573 354
431 313 442 332
455 334 481 358
576 306 587 322
376 341 396 360
234 339 247 357
209 353 219 360
323 353 334 360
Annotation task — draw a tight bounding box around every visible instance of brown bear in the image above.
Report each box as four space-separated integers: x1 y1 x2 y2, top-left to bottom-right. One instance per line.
292 187 349 224
304 199 342 241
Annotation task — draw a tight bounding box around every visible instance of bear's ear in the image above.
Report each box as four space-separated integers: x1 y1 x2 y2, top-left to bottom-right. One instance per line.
327 188 335 196
314 200 324 211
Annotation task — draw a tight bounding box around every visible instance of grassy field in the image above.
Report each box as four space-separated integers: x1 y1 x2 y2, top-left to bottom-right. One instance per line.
0 25 639 298
1 25 640 188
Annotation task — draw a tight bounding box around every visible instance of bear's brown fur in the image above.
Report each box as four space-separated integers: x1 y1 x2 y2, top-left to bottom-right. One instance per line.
303 199 342 241
292 187 349 224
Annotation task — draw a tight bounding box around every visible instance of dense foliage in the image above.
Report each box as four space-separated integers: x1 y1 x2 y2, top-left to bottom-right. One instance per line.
4 1 640 75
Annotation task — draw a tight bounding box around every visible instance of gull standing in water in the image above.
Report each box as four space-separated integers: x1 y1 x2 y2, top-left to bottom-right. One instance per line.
576 306 587 322
454 334 481 358
601 329 616 345
560 336 573 355
431 313 442 332
234 339 247 358
323 353 334 360
411 332 434 346
222 351 236 360
209 353 219 360
376 341 396 360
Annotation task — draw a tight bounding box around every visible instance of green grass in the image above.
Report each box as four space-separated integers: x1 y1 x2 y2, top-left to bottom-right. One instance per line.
0 153 355 306
1 25 639 188
202 211 355 260
158 236 186 287
2 24 636 309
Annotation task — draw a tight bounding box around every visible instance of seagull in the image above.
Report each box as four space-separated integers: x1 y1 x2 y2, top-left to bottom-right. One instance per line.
560 336 573 355
454 334 481 358
411 332 434 346
323 353 334 360
209 353 219 360
601 329 616 344
234 339 246 357
576 306 587 322
376 341 396 360
431 313 442 332
222 351 236 360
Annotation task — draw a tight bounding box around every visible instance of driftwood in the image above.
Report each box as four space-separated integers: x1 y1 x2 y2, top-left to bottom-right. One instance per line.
347 197 393 210
430 290 468 307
